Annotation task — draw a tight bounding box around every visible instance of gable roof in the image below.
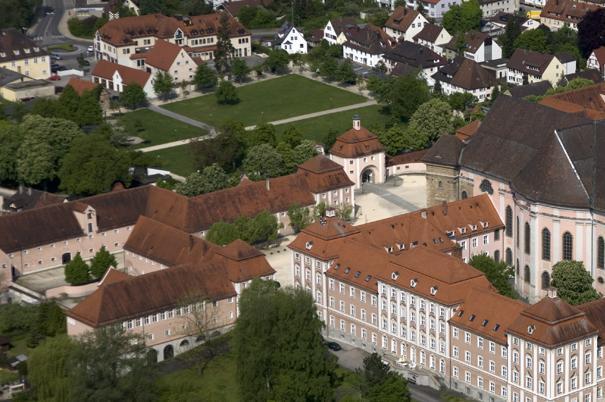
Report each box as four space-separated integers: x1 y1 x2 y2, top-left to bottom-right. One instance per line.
66 77 98 96
540 0 600 24
591 46 605 66
445 31 489 54
508 80 552 98
384 6 422 33
91 59 151 87
538 82 605 120
343 24 392 54
414 23 445 43
455 120 481 142
0 28 48 63
421 134 463 166
384 41 447 70
433 57 496 90
141 39 183 71
328 17 358 35
507 48 556 76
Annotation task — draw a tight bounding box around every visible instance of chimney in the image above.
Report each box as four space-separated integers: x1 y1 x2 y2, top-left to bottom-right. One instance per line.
352 114 361 131
442 201 448 216
547 287 558 298
326 208 336 217
265 178 270 191
420 210 427 219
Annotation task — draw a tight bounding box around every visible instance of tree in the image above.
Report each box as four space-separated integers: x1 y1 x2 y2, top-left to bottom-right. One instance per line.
64 253 91 286
90 246 118 280
578 8 605 58
120 84 148 109
360 353 410 402
0 122 21 182
551 260 600 305
206 221 241 245
69 326 157 402
248 122 277 147
406 98 454 147
243 144 286 180
279 126 303 148
194 63 218 92
235 280 336 402
232 58 250 83
153 71 174 100
337 60 357 85
175 163 230 196
513 27 549 53
375 75 430 121
17 115 81 186
28 335 75 402
469 254 518 299
215 80 240 105
376 124 425 155
319 57 339 81
442 0 481 35
215 13 236 76
246 211 279 244
265 49 290 74
500 14 523 58
59 135 131 196
447 92 477 112
192 122 246 172
287 204 312 233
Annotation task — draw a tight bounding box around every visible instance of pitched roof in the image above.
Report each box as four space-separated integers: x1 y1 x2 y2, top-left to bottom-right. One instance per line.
538 82 605 120
384 6 422 33
384 41 447 70
445 31 489 54
297 155 355 193
414 23 444 43
507 296 598 348
540 0 600 24
91 59 151 87
386 149 428 166
67 263 237 327
433 57 496 90
343 24 392 54
455 120 481 142
330 123 385 158
0 28 48 64
97 12 248 47
3 187 65 212
507 48 556 76
577 298 605 345
328 17 358 35
591 46 605 66
449 287 527 344
66 77 98 96
141 39 183 71
421 134 463 166
508 80 552 98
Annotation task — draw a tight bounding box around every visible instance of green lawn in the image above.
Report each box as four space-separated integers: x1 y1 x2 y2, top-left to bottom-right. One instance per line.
162 75 367 127
117 109 206 148
157 353 240 402
147 144 196 177
276 105 392 143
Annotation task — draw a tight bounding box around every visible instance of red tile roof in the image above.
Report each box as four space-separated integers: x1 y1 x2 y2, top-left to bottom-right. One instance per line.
330 124 384 158
66 77 98 95
384 6 422 33
91 59 150 87
142 39 183 71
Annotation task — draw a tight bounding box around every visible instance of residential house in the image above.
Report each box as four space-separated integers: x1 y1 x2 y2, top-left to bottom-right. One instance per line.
413 24 452 56
91 59 154 97
0 67 54 102
432 57 497 102
506 80 552 98
383 6 428 42
329 116 386 189
506 48 564 86
130 39 199 88
405 0 463 20
323 17 357 45
538 82 605 120
94 13 251 65
555 51 577 75
587 46 605 79
275 24 307 55
0 28 50 80
481 12 539 37
479 58 509 80
478 0 519 18
540 0 601 31
444 31 502 63
383 41 448 86
342 24 393 68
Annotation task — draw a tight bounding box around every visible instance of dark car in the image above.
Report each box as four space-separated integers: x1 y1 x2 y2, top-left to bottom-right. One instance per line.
326 341 341 351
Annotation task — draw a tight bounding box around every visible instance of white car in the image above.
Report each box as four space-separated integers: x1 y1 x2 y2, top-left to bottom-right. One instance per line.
87 46 94 53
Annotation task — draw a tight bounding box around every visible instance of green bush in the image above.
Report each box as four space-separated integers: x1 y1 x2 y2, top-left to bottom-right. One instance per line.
64 253 91 285
67 16 107 39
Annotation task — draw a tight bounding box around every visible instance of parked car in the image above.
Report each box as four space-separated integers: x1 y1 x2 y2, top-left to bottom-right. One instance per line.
50 54 62 61
87 45 94 53
48 74 60 81
326 341 341 351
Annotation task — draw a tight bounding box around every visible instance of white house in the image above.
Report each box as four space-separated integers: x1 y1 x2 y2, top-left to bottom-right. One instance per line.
342 24 393 68
91 59 154 98
555 51 576 76
432 57 497 102
383 41 448 86
383 7 428 42
506 48 564 86
405 0 463 20
323 18 357 45
443 31 502 63
413 23 452 56
276 25 307 55
131 39 199 87
587 46 605 79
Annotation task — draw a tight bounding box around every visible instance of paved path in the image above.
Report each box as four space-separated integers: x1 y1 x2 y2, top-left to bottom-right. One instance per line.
139 99 376 152
361 182 423 212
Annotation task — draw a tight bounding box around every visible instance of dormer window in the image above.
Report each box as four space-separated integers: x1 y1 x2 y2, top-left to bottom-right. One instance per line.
344 267 350 274
34 47 39 52
480 221 489 228
469 224 477 231
528 325 535 335
365 275 372 282
458 227 466 234
430 286 438 295
410 278 417 288
446 230 455 238
469 314 476 322
354 271 361 278
13 50 19 56
493 324 500 331
392 271 400 280
0 52 5 57
305 241 313 250
24 48 30 54
481 319 488 327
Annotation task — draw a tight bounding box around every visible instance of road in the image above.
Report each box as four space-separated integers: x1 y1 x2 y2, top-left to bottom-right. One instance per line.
30 0 65 42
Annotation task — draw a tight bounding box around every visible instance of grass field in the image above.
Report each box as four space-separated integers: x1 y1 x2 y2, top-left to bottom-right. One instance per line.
117 109 206 148
275 104 392 143
162 75 367 127
147 144 196 177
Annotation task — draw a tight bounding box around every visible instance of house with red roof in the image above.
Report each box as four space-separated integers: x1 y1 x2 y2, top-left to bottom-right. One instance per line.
91 59 154 97
588 46 605 80
130 39 200 87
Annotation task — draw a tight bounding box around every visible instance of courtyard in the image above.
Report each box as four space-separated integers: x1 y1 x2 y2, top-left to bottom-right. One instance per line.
161 75 368 127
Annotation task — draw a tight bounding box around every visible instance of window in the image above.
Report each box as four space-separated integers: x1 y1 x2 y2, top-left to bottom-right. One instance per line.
556 361 563 374
494 250 500 262
465 371 471 383
465 332 471 343
506 248 513 265
538 360 545 374
453 366 459 378
465 351 471 363
599 237 605 268
571 356 577 369
453 327 459 338
524 222 530 254
489 342 495 353
524 265 530 283
541 271 550 290
505 206 513 237
516 217 520 247
563 231 573 260
542 228 551 260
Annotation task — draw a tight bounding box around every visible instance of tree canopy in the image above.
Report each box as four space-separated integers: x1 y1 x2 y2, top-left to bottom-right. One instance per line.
192 122 246 173
235 280 336 401
215 80 240 105
578 8 605 58
175 164 231 196
469 254 519 299
551 260 600 305
206 211 279 245
360 353 411 402
194 63 218 92
368 75 430 122
64 253 91 286
90 246 118 280
153 71 174 100
406 98 454 146
120 84 148 109
442 0 481 35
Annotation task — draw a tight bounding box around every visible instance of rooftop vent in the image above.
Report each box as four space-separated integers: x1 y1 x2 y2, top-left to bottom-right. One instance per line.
410 278 417 288
305 241 313 250
527 325 535 335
